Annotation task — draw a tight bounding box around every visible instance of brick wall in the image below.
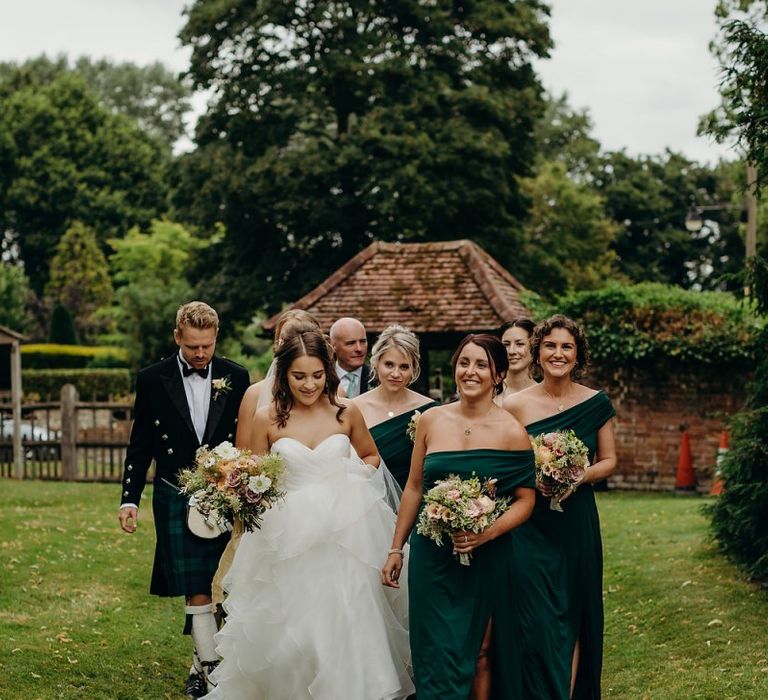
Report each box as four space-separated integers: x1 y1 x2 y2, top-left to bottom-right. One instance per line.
586 362 749 493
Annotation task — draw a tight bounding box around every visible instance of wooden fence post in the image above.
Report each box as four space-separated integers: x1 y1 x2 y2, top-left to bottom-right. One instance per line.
11 339 23 480
60 384 78 481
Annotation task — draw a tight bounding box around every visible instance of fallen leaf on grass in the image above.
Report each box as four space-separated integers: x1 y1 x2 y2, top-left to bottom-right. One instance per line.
31 672 41 678
707 619 723 627
681 580 692 587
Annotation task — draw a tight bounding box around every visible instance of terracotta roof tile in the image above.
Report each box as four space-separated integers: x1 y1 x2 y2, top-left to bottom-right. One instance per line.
264 240 530 334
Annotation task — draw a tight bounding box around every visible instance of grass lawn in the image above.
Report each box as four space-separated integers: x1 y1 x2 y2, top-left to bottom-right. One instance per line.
1 484 766 699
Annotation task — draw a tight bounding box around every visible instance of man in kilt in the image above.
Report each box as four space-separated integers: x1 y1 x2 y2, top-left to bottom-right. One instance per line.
118 301 249 698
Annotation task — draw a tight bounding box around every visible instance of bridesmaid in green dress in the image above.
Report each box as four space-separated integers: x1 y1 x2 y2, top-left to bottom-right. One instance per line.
382 334 536 700
504 315 617 700
353 325 438 490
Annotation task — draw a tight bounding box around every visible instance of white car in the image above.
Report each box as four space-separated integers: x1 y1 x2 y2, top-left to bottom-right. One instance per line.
0 419 59 458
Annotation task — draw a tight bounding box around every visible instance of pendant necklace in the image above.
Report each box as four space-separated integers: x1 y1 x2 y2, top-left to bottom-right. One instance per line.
544 386 571 412
462 405 495 437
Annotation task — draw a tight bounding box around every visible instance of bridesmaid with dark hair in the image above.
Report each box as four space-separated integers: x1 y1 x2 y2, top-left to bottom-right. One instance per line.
353 325 438 490
498 318 537 399
382 333 536 700
504 315 617 700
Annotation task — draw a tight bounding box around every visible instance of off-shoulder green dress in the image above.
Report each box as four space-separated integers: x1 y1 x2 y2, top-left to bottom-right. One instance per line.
369 402 439 490
409 449 536 699
514 391 615 700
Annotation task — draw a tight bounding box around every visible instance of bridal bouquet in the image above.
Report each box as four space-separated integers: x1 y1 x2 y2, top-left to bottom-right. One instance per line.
416 473 511 565
530 430 590 512
177 441 286 534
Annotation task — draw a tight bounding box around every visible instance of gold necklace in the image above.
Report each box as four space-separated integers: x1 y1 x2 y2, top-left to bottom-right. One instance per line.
543 386 571 412
461 405 496 437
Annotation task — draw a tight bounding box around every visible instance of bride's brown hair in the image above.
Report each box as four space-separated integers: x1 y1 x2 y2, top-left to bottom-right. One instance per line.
272 329 345 428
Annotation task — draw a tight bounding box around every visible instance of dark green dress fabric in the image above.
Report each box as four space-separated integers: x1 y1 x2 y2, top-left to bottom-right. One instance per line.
409 449 536 699
514 391 615 700
369 402 439 490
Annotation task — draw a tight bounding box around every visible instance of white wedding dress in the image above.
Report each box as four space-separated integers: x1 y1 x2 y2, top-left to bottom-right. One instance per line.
205 433 414 700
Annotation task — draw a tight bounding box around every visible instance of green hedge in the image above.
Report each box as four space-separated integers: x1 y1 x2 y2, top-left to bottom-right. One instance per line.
21 344 130 369
524 282 761 366
22 369 132 401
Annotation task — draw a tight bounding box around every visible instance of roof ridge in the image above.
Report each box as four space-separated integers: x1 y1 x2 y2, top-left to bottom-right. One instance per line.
263 241 380 329
459 241 526 321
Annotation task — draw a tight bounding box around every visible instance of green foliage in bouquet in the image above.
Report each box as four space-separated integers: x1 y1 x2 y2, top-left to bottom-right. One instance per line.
525 282 760 366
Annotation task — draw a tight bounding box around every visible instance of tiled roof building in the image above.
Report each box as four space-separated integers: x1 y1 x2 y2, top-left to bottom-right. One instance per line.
264 240 530 349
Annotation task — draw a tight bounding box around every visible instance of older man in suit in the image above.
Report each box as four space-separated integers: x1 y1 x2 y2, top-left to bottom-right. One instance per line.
330 316 371 397
118 301 249 698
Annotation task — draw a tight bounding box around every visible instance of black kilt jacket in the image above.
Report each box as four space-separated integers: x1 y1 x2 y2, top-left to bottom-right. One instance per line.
120 355 250 597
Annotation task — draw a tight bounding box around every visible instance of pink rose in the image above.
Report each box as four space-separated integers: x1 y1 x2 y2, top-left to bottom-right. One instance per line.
225 468 242 489
245 489 263 505
446 489 461 502
463 500 483 519
426 503 443 520
542 433 558 447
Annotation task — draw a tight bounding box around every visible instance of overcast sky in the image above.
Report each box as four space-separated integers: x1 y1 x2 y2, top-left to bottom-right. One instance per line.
0 0 736 164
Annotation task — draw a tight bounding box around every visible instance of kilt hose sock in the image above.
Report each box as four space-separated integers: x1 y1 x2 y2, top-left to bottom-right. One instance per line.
184 604 219 667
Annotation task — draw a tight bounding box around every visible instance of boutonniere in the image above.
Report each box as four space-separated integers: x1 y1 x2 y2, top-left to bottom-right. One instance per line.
212 376 232 401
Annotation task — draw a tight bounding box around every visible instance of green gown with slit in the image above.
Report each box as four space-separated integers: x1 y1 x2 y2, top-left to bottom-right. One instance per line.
514 391 615 700
369 402 439 490
409 449 536 699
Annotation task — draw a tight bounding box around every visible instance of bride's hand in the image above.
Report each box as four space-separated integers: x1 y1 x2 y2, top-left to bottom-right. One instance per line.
381 553 403 588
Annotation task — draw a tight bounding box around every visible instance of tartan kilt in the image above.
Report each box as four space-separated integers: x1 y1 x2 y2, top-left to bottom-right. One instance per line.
150 481 230 597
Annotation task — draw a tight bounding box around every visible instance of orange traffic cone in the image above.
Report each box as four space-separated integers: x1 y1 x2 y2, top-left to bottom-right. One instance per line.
710 430 729 496
675 430 696 493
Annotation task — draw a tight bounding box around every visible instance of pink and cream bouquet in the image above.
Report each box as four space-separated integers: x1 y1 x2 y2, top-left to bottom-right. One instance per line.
530 430 590 512
416 473 511 565
177 441 286 533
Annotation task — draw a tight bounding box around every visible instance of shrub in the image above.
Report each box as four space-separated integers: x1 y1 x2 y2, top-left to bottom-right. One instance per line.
708 259 768 581
48 304 78 344
528 282 760 366
21 344 130 369
22 369 132 401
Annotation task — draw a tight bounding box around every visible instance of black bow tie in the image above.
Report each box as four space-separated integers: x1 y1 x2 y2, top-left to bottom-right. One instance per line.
182 364 209 379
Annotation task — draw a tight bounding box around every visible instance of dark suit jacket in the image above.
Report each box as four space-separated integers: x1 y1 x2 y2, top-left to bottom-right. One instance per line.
120 355 250 507
360 363 371 394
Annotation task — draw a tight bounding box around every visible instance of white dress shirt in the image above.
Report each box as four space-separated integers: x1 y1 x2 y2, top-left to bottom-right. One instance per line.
179 352 212 443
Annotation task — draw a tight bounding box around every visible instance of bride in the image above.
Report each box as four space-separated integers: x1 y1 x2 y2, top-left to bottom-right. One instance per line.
205 328 414 699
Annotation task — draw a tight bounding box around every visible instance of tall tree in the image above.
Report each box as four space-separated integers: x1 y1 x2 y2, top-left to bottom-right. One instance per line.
0 262 33 333
45 221 113 341
0 55 191 148
0 72 170 294
516 161 619 297
175 0 552 318
594 150 746 290
702 1 768 580
102 220 215 367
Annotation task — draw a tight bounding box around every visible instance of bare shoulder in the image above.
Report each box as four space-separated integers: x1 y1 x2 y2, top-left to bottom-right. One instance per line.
574 383 599 401
420 402 451 424
406 389 435 409
253 404 273 425
244 379 267 398
502 385 537 415
497 410 532 450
